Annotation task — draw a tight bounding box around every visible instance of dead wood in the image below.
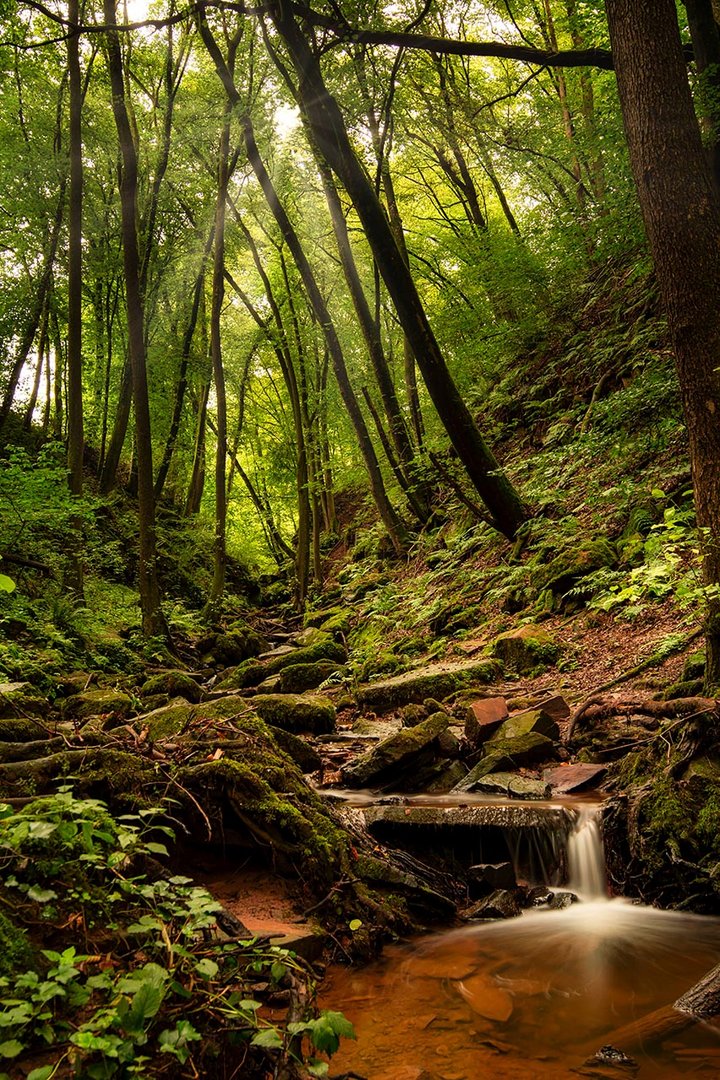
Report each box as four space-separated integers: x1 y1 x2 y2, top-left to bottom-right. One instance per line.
565 694 717 743
590 960 720 1056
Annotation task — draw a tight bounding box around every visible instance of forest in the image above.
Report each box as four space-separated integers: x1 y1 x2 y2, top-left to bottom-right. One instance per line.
2 0 720 1077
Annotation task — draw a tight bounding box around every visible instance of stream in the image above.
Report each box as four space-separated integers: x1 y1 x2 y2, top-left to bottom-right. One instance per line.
321 798 720 1079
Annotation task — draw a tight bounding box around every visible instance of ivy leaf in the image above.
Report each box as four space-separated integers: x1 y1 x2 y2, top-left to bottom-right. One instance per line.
0 574 15 593
194 958 219 981
27 886 58 904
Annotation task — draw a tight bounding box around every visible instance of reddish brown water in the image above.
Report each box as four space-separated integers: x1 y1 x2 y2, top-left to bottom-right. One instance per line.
322 902 720 1079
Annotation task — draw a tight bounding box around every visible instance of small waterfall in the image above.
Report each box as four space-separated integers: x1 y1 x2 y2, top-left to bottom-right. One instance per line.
567 804 607 901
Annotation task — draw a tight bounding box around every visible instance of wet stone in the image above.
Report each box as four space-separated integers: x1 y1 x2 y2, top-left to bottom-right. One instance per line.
472 772 551 800
468 862 517 894
455 972 514 1022
466 889 522 921
489 708 560 744
543 763 607 793
464 696 509 746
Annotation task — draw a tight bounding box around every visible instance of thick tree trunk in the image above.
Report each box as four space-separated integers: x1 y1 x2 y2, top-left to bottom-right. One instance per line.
104 0 166 639
265 2 526 539
605 0 720 690
684 0 720 193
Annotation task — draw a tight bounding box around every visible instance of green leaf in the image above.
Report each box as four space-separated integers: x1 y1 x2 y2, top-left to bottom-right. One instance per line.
27 1067 54 1080
251 1028 284 1049
348 919 363 931
193 958 219 981
26 886 57 904
144 842 168 856
0 574 15 594
270 961 286 982
0 1039 24 1058
307 1062 330 1078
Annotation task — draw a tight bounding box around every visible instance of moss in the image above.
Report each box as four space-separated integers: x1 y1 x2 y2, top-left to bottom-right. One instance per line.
273 661 345 694
62 688 133 722
0 717 50 741
140 671 202 703
660 678 704 700
534 538 617 596
682 650 706 682
218 635 347 691
250 694 336 734
138 699 195 740
356 659 502 712
491 625 560 673
0 909 34 976
0 681 50 719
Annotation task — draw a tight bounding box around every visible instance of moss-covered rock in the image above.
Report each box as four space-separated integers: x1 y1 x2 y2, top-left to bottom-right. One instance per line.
453 733 556 792
269 661 345 694
140 670 203 704
682 650 706 682
250 693 336 734
267 726 322 773
218 635 347 691
137 698 195 740
488 708 560 744
491 625 560 673
62 688 133 723
356 658 502 713
0 681 50 719
342 712 450 788
535 538 617 596
0 717 51 741
202 624 268 666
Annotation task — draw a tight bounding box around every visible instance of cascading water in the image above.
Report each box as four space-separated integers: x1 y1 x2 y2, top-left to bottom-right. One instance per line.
321 793 720 1079
566 803 607 900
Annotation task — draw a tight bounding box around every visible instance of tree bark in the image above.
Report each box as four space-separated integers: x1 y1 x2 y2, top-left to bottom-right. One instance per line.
684 0 720 193
605 0 720 690
265 2 526 539
104 0 166 639
65 0 85 599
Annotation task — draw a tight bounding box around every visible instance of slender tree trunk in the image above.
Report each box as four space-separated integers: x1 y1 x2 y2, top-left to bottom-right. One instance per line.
23 299 49 431
104 0 166 638
684 0 720 193
52 315 65 440
605 0 720 689
264 2 526 538
0 187 65 435
186 377 209 516
199 15 411 553
65 0 85 598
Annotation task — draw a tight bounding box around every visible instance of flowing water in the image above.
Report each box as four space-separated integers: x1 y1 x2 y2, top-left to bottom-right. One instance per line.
322 801 720 1079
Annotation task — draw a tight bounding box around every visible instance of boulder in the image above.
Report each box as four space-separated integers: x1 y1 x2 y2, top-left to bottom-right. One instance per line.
464 696 509 746
342 712 451 788
205 624 268 666
250 693 336 734
0 681 50 719
534 694 571 722
269 661 344 694
535 538 617 596
489 708 560 744
218 634 347 690
542 763 607 793
356 658 501 713
491 625 560 673
424 761 468 792
400 703 428 727
453 733 556 792
63 687 133 723
140 671 203 704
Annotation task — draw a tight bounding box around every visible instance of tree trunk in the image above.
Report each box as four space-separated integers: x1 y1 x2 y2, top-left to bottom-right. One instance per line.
684 0 720 193
65 0 85 599
104 0 166 639
605 0 720 690
265 2 526 539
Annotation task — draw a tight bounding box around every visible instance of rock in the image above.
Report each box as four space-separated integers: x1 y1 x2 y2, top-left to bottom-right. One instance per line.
292 626 329 648
0 717 51 741
400 703 428 727
218 634 347 690
453 733 556 792
63 687 133 723
208 625 268 666
304 605 352 638
356 658 502 713
543 763 607 793
424 760 468 792
468 862 517 895
464 696 509 746
342 712 451 788
466 889 522 920
250 693 336 734
354 853 456 920
472 772 551 800
683 650 706 682
267 726 322 773
270 661 344 694
435 722 461 758
489 708 560 744
534 694 571 721
0 681 50 719
137 698 195 740
548 890 578 909
491 625 560 673
455 972 514 1021
535 538 617 596
140 670 203 704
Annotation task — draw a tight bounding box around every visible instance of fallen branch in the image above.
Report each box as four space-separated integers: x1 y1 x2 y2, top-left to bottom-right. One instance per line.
565 693 717 744
590 960 720 1055
0 551 54 575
